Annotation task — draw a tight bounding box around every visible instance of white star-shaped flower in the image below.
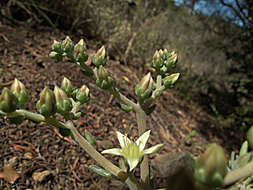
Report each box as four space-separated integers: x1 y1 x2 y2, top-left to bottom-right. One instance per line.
102 130 163 171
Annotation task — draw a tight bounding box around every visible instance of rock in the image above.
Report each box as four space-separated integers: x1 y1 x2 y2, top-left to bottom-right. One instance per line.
151 152 195 190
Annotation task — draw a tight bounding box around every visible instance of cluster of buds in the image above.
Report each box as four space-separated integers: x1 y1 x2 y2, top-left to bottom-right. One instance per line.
49 36 88 64
152 49 178 76
0 79 29 113
194 143 228 187
134 49 180 114
36 77 90 118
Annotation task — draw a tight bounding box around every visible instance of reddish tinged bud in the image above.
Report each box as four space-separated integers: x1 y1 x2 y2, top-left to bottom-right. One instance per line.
36 87 56 117
61 77 73 97
0 87 18 113
194 143 227 187
76 85 90 104
10 78 29 107
54 86 72 115
93 46 107 67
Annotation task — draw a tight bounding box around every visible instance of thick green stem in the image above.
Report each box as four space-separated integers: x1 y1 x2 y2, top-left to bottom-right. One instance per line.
136 107 150 189
126 178 139 190
65 121 127 181
110 87 139 110
223 161 253 186
1 109 45 122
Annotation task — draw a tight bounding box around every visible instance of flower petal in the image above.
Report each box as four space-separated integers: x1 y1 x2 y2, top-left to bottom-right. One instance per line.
127 157 140 171
136 130 150 151
143 144 163 155
116 131 131 148
101 148 123 156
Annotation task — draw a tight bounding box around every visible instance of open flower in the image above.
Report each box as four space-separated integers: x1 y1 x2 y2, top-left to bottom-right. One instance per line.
102 130 163 171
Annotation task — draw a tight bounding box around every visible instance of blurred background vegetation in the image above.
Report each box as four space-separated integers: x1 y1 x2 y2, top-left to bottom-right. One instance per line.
0 0 253 131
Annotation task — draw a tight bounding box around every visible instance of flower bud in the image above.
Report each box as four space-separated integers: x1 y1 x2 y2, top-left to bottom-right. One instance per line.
135 73 154 100
62 36 74 54
10 78 29 107
158 49 164 58
162 73 180 89
76 85 90 104
97 65 109 81
152 50 163 70
73 39 88 63
96 65 114 89
51 40 62 53
239 141 248 156
49 51 63 62
54 86 72 115
194 143 227 187
0 87 18 113
93 46 107 67
166 50 178 70
247 126 253 150
61 77 73 97
36 87 56 117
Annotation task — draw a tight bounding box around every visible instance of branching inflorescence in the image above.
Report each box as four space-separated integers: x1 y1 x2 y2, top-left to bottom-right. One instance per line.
1 36 253 190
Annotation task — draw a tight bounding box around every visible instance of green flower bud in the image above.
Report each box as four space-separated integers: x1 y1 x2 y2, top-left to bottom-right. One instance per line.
194 143 227 187
62 36 74 54
54 86 72 115
93 46 107 67
10 78 29 107
97 65 109 80
135 73 154 100
0 87 18 113
247 126 253 150
166 50 178 69
239 141 248 156
49 51 63 62
73 39 88 63
51 40 62 53
36 87 56 117
152 50 163 70
61 77 73 97
162 73 180 89
76 85 90 104
96 65 114 89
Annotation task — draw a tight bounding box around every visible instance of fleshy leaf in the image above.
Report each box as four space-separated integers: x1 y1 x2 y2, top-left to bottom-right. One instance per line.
88 165 111 177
